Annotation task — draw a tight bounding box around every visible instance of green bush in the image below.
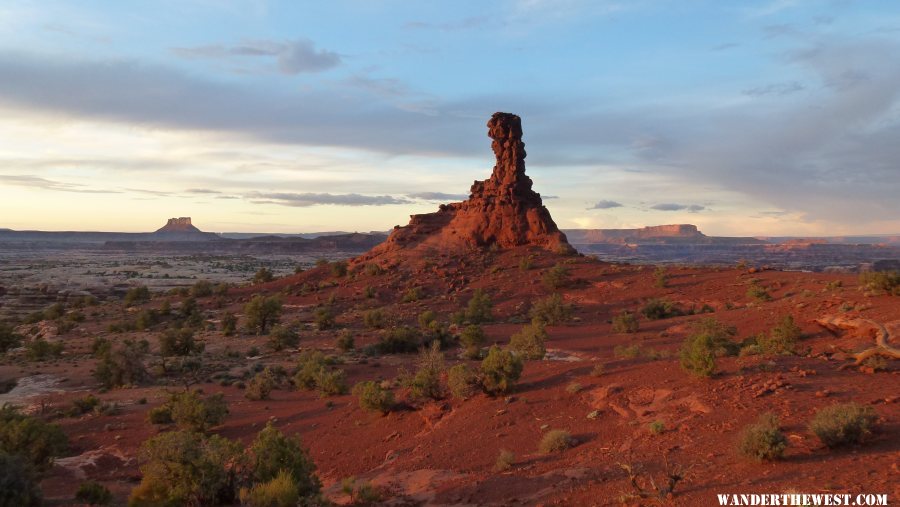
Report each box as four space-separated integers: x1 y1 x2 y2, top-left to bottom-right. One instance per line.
247 422 321 499
447 364 478 399
240 469 298 507
858 270 900 295
376 326 421 354
640 298 683 320
190 280 213 298
364 263 383 276
129 431 242 507
758 315 802 355
70 394 101 416
94 339 149 388
539 429 574 454
253 267 274 284
246 369 276 401
746 282 772 302
0 452 41 507
0 405 68 472
465 289 493 324
123 286 151 307
417 310 437 329
166 390 228 432
147 405 173 425
336 330 355 352
738 413 787 461
542 264 570 290
692 318 739 356
363 309 386 329
809 403 878 448
529 293 573 325
268 325 299 351
314 307 335 330
75 481 113 505
294 351 330 390
460 324 486 359
401 287 422 303
221 312 237 336
134 309 159 331
679 333 716 377
244 295 282 335
314 368 348 397
402 342 445 400
330 261 348 278
352 381 394 414
480 346 523 395
654 266 669 288
160 328 203 357
611 311 639 333
495 449 515 471
508 322 547 360
24 338 64 361
0 323 23 354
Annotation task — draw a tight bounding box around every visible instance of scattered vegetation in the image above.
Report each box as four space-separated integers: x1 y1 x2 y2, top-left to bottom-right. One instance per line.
529 293 573 325
809 403 878 448
447 363 478 399
364 309 386 329
465 289 493 323
654 266 669 288
0 452 42 507
330 261 348 278
253 267 274 284
738 413 787 461
163 390 229 432
314 307 335 330
542 264 570 290
401 287 423 303
375 326 421 354
640 298 683 320
267 325 299 351
746 281 773 302
509 322 547 360
94 339 150 388
246 369 276 401
352 381 394 414
460 324 486 359
244 295 282 335
160 327 203 357
611 311 639 333
757 315 802 355
495 449 515 471
336 330 355 352
221 312 237 336
24 338 64 361
402 341 445 400
0 323 22 354
123 285 151 307
75 481 113 506
858 270 900 295
480 346 523 395
0 404 68 472
246 422 322 501
539 429 575 454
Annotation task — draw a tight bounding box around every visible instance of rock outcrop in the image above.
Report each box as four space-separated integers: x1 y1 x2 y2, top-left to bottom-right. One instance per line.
363 112 573 259
156 217 201 234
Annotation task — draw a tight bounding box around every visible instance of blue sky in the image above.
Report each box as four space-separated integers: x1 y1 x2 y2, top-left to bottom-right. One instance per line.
0 0 898 235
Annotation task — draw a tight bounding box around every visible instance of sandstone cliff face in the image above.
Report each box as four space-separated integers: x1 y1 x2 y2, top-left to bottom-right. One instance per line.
363 113 573 259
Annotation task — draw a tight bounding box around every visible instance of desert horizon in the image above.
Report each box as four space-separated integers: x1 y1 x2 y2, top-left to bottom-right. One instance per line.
1 2 898 507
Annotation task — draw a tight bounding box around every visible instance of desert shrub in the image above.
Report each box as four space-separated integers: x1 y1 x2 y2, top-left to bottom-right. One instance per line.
91 337 111 358
336 330 355 352
244 295 282 335
417 310 437 329
376 326 421 354
363 286 376 299
268 325 299 351
314 368 348 397
0 405 68 473
692 318 739 356
460 324 486 359
129 431 242 507
364 263 383 276
590 363 605 377
648 420 665 435
640 298 683 320
679 333 717 378
123 286 151 307
0 452 42 507
539 429 574 454
363 309 386 329
246 369 276 401
519 255 534 271
190 280 213 298
160 327 203 357
401 287 422 303
508 322 547 360
166 390 228 432
75 481 112 505
24 338 64 361
0 323 22 354
611 311 639 333
447 363 478 399
221 312 237 336
352 381 394 414
314 307 335 330
253 267 274 284
134 309 159 331
70 394 101 416
341 478 382 504
542 264 570 290
247 422 321 499
529 293 573 325
858 270 900 295
654 266 669 288
738 413 787 461
294 351 330 390
465 289 493 324
495 449 515 471
758 315 802 355
746 282 772 302
809 403 878 448
480 346 523 395
403 341 445 400
147 405 173 425
94 339 149 388
240 469 298 507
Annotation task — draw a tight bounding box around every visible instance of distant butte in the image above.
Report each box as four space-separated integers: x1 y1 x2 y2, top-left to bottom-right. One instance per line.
360 112 574 261
155 217 203 234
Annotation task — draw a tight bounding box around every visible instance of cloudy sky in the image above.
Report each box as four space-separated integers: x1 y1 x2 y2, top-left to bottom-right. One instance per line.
1 0 898 235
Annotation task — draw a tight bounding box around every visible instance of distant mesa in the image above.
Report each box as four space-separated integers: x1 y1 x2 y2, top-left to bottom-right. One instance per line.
155 217 202 234
564 224 765 245
361 112 573 260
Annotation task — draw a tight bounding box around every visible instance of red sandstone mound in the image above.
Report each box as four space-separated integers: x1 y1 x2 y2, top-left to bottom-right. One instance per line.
361 112 573 261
